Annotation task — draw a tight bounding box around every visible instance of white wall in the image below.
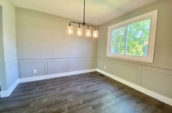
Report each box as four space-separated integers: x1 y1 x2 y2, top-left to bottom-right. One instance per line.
0 0 18 91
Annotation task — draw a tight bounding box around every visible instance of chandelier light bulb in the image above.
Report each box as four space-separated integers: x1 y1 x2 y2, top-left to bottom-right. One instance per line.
93 29 98 38
77 25 83 36
67 24 74 35
85 27 91 37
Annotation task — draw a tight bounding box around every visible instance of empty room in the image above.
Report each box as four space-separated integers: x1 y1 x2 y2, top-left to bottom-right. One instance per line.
0 0 172 113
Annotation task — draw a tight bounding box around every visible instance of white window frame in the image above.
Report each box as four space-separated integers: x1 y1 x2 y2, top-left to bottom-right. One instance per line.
107 10 158 63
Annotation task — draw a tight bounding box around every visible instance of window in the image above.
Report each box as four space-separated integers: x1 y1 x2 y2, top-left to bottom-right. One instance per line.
107 10 158 63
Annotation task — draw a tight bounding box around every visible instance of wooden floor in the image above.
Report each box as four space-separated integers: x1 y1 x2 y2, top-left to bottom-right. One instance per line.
0 72 171 113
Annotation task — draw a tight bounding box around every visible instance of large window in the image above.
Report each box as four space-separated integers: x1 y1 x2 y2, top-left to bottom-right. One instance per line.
107 10 158 63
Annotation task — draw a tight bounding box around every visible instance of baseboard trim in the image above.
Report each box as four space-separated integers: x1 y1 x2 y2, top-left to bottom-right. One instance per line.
19 69 96 83
0 79 19 98
96 69 172 106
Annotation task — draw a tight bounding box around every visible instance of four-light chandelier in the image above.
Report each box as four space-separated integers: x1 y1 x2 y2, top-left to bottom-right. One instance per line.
67 0 98 38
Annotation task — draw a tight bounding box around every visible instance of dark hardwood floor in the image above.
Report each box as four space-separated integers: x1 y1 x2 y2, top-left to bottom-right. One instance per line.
0 72 171 113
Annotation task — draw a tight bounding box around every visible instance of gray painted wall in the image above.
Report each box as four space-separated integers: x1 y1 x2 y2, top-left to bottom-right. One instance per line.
16 8 97 78
0 0 18 91
97 0 172 98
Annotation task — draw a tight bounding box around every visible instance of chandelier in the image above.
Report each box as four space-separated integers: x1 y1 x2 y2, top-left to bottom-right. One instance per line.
67 0 98 38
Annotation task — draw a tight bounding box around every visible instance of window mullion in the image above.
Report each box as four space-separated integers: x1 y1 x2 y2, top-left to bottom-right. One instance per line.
124 26 129 56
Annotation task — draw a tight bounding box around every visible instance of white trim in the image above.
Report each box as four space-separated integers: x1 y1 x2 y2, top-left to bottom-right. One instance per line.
19 69 96 83
107 10 158 63
96 69 172 106
0 79 19 98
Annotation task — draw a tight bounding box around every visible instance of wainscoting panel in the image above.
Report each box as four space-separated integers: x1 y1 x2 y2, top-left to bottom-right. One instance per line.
141 68 172 98
47 59 68 74
98 58 139 84
97 57 172 99
19 59 45 78
110 61 139 84
18 58 97 78
69 58 97 71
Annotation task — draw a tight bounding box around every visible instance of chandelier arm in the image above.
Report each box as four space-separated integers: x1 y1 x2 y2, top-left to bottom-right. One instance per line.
69 21 96 29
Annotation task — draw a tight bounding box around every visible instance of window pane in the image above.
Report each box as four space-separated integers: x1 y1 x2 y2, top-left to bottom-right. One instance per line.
111 27 126 55
126 19 151 56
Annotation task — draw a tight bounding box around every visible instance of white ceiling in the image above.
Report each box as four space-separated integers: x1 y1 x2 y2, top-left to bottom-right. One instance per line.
12 0 158 25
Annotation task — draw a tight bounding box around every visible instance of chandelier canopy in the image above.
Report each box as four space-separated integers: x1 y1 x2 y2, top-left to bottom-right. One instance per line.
67 0 98 38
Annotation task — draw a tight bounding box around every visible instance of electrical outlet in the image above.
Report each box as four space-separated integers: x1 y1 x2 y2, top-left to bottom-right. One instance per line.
33 69 37 74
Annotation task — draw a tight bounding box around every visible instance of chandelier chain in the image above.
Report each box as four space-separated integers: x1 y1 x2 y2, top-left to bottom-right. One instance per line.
83 0 86 24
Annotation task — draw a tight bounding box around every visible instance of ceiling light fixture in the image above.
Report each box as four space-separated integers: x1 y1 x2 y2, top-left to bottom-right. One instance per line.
67 0 98 38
